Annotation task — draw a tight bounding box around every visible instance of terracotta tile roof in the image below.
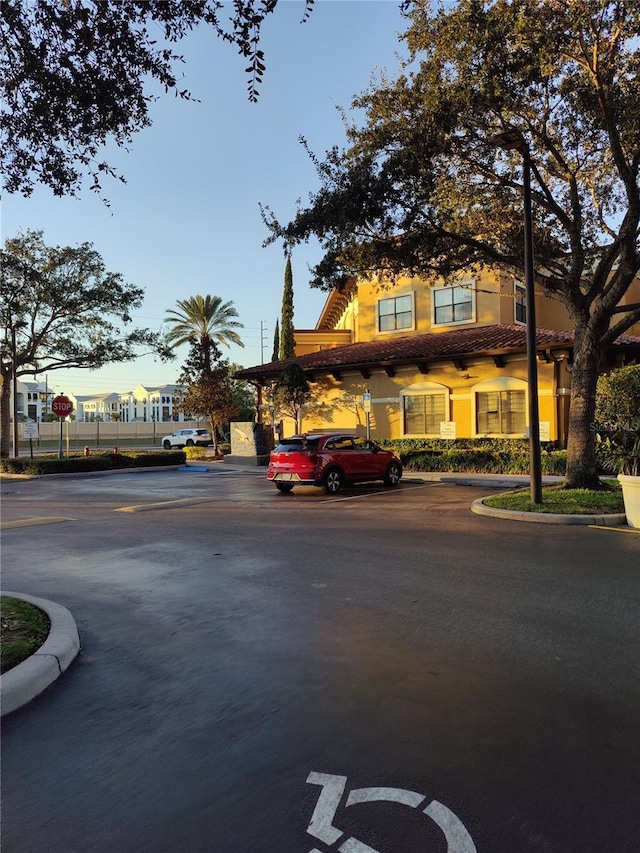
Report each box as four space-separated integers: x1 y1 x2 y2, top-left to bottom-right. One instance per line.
235 324 640 381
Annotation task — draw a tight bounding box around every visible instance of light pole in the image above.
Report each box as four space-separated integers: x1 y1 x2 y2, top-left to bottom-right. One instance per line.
489 128 543 504
9 319 28 459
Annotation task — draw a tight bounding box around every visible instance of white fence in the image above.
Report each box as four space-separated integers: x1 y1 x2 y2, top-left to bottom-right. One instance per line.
28 420 204 444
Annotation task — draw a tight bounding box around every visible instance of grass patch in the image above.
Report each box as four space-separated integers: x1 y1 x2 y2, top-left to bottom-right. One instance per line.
1 597 51 674
484 482 624 514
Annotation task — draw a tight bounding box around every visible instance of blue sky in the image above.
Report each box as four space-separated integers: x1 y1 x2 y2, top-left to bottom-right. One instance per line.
3 0 410 395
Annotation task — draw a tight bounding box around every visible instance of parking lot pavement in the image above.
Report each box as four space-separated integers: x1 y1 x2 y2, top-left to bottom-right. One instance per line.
1 472 639 852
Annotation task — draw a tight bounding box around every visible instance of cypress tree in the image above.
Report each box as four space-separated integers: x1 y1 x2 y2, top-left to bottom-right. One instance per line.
271 319 280 362
279 255 295 360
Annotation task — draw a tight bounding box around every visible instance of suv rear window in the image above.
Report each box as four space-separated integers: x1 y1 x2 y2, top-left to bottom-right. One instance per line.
195 430 209 435
275 438 319 452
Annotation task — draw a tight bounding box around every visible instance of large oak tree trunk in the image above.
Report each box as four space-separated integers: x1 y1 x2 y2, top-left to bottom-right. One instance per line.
0 369 12 458
564 327 602 489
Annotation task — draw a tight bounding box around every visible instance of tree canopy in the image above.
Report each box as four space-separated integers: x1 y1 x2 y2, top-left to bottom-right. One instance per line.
164 294 244 373
1 0 314 199
0 229 172 456
279 255 296 360
264 0 640 487
273 361 311 433
177 340 242 451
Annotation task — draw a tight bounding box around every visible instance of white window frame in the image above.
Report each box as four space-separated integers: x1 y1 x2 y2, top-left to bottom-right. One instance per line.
514 281 526 325
471 377 528 438
400 381 450 437
376 291 416 334
431 279 476 327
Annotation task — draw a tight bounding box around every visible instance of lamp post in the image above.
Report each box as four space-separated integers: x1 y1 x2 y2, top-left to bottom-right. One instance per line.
489 128 543 504
11 322 19 458
8 319 28 459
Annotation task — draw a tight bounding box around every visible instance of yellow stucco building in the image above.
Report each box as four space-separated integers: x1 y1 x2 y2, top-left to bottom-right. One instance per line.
238 269 640 446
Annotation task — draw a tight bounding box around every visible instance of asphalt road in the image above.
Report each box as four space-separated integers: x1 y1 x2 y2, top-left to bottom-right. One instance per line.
1 469 639 853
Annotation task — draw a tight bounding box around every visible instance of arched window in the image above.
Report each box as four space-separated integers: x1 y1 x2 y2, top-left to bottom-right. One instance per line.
472 377 527 436
400 381 450 436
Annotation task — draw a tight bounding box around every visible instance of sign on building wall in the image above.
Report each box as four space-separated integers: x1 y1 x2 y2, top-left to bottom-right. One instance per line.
526 422 551 442
440 421 457 440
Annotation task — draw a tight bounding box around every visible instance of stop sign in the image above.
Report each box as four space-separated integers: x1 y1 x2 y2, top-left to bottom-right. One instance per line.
51 395 74 418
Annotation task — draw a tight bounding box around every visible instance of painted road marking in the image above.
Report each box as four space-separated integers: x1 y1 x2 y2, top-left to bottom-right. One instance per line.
588 524 640 535
306 772 346 846
306 771 477 853
324 483 436 503
115 497 215 513
0 517 75 529
346 787 426 809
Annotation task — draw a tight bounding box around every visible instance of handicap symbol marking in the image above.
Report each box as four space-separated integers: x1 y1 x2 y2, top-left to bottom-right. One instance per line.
306 771 477 853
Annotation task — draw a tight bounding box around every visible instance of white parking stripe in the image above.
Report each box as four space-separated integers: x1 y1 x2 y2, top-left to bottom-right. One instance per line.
324 483 436 503
115 497 215 513
1 517 74 529
346 787 426 809
424 800 478 852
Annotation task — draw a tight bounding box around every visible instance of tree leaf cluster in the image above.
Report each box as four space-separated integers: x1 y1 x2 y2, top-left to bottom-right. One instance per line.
164 294 244 373
177 341 248 446
279 255 296 359
1 0 315 199
0 229 173 457
272 361 311 431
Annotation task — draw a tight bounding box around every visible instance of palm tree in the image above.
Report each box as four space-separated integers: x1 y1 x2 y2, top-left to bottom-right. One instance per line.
164 295 244 372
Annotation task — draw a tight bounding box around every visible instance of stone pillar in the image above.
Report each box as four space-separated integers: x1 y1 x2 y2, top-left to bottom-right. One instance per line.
225 422 274 466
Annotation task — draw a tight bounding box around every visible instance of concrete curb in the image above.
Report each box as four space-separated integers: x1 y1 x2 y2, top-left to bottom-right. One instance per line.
471 497 628 526
1 592 80 716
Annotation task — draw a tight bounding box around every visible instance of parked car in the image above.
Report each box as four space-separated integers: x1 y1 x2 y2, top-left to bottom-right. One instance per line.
267 433 403 494
161 428 212 449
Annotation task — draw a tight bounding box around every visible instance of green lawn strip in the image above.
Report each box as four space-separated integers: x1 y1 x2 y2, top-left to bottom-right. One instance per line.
1 597 51 674
484 483 624 514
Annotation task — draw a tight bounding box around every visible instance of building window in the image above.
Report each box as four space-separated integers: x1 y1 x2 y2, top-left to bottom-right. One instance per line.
432 282 474 325
378 294 413 332
403 393 446 434
476 390 526 435
515 282 526 324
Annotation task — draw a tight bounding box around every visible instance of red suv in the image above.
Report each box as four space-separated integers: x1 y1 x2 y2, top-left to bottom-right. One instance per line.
267 433 403 494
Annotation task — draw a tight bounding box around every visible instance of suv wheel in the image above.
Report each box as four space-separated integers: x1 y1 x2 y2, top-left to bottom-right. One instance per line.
163 440 172 450
384 462 402 486
186 439 195 447
323 467 343 494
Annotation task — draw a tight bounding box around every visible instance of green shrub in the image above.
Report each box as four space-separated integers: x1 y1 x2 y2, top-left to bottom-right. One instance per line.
595 365 640 476
596 365 640 430
399 444 568 475
115 450 185 467
184 446 207 460
541 450 568 475
0 454 114 474
0 450 185 475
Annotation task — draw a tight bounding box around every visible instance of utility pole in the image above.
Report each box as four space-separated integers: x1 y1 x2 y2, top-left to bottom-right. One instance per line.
11 322 19 458
260 321 269 364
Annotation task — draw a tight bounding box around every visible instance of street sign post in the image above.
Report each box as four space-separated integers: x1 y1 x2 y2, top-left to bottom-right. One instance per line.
51 395 74 459
22 419 39 459
362 392 372 440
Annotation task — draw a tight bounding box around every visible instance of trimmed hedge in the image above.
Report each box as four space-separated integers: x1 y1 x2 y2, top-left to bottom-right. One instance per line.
0 450 185 475
375 439 569 476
